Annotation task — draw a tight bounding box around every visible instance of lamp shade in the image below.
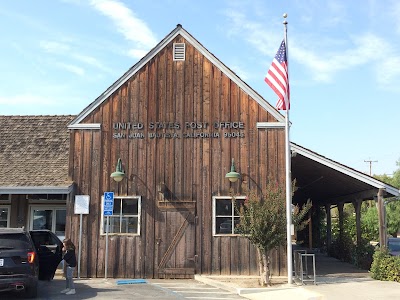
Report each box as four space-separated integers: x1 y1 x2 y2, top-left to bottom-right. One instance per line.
110 158 125 182
225 158 240 182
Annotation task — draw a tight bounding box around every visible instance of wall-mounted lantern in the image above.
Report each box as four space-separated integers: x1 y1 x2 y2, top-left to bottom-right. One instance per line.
110 158 125 182
225 158 240 183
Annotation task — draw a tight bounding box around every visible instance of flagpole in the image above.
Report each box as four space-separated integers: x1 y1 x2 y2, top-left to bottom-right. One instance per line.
283 12 293 285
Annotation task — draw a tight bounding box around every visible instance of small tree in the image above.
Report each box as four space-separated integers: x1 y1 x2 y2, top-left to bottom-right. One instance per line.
292 199 312 233
236 180 311 286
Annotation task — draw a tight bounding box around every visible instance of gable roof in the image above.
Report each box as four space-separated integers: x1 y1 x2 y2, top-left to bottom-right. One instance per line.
0 115 76 194
291 142 399 204
68 24 284 128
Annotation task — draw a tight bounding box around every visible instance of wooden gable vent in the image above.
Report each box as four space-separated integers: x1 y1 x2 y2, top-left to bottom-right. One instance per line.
173 43 185 61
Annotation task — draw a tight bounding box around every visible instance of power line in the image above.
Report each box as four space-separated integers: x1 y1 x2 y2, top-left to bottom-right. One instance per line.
364 159 378 176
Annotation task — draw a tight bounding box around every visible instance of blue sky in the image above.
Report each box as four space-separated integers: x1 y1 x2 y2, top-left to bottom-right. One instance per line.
1 0 399 176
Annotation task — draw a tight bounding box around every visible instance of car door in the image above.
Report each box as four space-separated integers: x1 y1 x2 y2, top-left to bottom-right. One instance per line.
29 230 63 280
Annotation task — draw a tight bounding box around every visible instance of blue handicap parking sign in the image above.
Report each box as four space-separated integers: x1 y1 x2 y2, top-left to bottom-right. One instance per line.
103 192 114 216
104 192 114 201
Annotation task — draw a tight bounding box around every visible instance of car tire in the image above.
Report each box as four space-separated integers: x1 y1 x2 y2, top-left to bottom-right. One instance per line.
25 282 38 298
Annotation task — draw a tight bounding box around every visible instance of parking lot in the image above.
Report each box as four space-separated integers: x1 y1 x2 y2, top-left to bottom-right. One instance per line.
3 252 400 300
2 277 245 299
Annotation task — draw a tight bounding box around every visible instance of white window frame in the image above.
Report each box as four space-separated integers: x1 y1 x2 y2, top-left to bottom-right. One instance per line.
28 205 67 238
100 196 141 236
212 196 246 236
0 205 11 228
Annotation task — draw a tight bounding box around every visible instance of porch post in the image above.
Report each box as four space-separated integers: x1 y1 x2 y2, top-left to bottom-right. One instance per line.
353 200 362 245
377 188 386 248
337 203 344 241
325 204 332 252
308 209 313 250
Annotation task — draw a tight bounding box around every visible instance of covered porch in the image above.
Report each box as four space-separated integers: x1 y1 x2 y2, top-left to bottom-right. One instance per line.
291 143 400 252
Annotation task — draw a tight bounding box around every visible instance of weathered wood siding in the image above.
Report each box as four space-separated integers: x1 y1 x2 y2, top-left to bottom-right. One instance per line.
67 35 286 278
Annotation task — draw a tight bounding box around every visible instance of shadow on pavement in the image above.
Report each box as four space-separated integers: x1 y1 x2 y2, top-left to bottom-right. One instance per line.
1 278 120 299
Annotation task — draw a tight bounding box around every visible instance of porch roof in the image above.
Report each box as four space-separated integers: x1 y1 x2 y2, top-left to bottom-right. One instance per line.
291 143 399 206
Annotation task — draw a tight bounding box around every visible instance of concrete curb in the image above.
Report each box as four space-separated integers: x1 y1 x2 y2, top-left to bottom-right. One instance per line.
237 284 298 295
194 275 238 294
194 275 297 295
194 275 324 300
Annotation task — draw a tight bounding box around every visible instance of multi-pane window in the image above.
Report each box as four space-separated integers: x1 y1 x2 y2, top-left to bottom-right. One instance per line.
0 196 10 228
213 196 245 235
101 196 141 235
0 206 10 228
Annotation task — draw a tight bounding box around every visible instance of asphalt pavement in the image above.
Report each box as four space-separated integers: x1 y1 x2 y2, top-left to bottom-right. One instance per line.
3 277 245 299
197 252 400 300
2 252 399 300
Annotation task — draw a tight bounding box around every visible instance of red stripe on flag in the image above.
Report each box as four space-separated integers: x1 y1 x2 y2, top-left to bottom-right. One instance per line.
264 41 290 110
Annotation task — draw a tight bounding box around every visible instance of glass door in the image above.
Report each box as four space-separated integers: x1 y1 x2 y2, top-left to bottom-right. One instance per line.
30 206 66 240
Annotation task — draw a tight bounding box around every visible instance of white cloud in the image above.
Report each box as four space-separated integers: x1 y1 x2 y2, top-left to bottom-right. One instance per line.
127 49 148 60
56 62 85 76
40 40 71 53
39 39 112 73
223 9 280 57
324 0 348 27
89 0 157 55
377 56 400 90
222 8 395 85
293 0 348 28
391 0 400 34
292 33 388 82
229 64 249 81
72 53 112 73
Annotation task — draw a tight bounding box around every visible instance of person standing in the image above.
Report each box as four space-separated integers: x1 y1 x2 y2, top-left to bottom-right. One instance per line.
60 238 77 295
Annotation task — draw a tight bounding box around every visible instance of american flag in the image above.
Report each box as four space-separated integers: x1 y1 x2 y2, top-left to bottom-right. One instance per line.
264 40 290 110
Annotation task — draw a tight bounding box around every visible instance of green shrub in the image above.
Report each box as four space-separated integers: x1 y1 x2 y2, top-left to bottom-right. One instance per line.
328 235 353 263
329 237 374 270
352 242 374 270
370 249 400 282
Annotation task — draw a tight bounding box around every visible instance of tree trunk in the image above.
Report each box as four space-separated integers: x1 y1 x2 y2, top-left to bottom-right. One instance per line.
257 248 264 285
263 251 270 286
257 248 271 286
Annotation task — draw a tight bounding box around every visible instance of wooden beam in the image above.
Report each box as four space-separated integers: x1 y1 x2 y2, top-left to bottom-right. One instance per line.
325 189 377 204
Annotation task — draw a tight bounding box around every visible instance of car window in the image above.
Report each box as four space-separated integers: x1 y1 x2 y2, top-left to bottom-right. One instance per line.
30 232 61 249
0 233 31 248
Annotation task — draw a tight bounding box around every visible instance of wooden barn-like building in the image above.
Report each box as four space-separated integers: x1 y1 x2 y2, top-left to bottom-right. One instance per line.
2 25 398 281
66 24 287 279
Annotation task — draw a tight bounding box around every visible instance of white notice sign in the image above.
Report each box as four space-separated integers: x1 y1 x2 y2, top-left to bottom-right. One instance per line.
75 195 90 214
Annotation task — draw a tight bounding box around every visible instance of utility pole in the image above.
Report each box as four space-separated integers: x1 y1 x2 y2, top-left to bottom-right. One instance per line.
364 159 378 176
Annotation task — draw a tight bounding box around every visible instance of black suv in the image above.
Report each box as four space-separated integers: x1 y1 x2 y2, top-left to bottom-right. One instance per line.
0 228 39 298
29 230 63 281
0 228 63 298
